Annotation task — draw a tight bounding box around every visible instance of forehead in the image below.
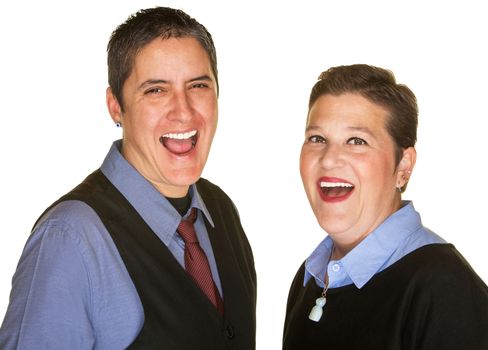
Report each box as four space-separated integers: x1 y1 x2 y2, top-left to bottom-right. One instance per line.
307 93 390 132
131 36 213 76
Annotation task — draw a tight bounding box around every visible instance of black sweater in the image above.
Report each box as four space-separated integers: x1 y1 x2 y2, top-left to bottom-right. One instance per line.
283 244 488 349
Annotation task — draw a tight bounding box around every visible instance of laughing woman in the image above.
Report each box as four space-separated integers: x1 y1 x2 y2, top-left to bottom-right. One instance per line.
283 64 488 349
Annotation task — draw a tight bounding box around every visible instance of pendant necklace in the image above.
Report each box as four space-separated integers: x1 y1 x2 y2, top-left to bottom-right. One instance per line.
308 245 333 322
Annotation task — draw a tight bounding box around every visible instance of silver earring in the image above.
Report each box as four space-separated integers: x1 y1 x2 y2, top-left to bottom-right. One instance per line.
396 178 404 192
115 122 122 128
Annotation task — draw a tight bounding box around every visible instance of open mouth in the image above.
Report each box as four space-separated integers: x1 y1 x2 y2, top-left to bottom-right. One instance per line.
159 130 198 156
319 180 354 202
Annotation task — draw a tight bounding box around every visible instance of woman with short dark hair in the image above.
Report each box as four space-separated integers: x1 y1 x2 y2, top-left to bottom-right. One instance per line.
283 64 488 349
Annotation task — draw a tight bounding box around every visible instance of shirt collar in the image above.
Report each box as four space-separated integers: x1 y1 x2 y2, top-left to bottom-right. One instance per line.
100 140 214 246
304 201 422 289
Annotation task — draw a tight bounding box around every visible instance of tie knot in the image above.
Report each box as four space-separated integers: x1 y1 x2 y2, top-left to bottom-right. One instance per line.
177 208 198 244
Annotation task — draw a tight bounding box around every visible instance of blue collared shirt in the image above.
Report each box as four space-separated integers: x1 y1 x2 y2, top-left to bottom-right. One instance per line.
0 140 222 350
304 201 446 289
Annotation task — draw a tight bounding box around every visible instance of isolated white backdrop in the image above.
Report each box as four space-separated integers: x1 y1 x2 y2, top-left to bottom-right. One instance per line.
1 1 487 348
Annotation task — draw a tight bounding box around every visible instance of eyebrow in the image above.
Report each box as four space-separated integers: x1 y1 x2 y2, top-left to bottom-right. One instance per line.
188 75 213 83
138 75 214 90
304 125 322 133
305 125 379 139
138 79 168 90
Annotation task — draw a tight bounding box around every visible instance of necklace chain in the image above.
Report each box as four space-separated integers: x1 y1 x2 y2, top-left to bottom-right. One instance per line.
322 245 333 297
321 266 330 298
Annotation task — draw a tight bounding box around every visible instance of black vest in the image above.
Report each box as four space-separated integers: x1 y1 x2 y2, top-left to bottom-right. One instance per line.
48 170 256 349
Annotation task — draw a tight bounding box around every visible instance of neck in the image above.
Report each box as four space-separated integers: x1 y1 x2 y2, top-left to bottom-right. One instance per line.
331 241 356 260
166 190 192 216
331 197 403 260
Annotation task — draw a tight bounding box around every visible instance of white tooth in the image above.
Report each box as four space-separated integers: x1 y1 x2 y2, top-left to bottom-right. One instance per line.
162 130 197 139
320 181 353 188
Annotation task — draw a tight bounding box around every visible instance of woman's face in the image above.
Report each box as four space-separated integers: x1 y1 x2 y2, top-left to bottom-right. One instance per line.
300 93 409 251
107 37 218 197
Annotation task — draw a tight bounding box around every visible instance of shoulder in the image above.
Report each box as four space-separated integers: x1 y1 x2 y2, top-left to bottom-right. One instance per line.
34 200 107 246
394 245 488 347
196 177 230 200
30 199 124 275
392 244 488 297
196 178 240 214
37 199 103 228
22 201 101 270
407 244 482 275
396 244 477 276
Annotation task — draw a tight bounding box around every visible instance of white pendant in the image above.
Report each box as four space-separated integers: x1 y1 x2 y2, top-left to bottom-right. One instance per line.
308 296 326 322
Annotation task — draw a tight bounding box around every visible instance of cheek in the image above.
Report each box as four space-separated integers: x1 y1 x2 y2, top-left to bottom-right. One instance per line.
195 108 218 137
125 103 156 127
193 94 217 119
207 112 218 132
208 113 219 134
356 155 396 189
207 98 218 116
299 151 317 193
299 149 311 181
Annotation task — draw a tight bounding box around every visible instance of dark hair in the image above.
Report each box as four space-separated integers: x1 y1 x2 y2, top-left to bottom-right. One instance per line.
309 64 418 166
107 7 218 111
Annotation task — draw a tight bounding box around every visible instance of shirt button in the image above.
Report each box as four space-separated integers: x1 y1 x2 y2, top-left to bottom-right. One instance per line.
331 263 341 272
225 325 235 339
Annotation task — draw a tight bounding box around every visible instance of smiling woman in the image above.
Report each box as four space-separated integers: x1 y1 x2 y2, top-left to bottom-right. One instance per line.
283 64 488 349
0 7 256 349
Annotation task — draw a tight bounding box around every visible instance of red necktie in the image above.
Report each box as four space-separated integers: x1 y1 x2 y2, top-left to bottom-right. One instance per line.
177 208 224 314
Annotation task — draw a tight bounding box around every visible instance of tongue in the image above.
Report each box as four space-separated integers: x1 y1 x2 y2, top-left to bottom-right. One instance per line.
162 138 194 155
327 187 353 198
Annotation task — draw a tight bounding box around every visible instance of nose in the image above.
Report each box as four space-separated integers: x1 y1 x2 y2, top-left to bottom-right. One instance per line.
319 143 344 169
167 91 193 123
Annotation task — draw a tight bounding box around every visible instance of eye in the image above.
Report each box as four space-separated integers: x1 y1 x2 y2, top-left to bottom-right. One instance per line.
307 135 326 144
347 137 367 145
144 87 165 95
190 82 209 89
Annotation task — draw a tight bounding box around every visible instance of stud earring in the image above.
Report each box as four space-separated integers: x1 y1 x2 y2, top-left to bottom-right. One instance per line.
115 122 122 128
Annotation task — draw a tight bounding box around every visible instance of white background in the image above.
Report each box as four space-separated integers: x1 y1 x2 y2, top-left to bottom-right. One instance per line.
1 1 487 348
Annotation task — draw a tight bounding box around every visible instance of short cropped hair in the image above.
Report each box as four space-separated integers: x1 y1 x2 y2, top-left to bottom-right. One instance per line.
107 7 218 111
309 64 418 166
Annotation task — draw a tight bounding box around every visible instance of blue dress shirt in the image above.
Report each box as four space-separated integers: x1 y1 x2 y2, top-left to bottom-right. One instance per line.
0 140 222 349
304 201 446 289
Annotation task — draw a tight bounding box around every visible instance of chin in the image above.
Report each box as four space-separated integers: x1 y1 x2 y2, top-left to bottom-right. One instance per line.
315 210 353 236
171 168 204 186
319 222 348 236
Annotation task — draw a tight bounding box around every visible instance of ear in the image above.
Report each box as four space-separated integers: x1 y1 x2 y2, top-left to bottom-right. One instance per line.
396 147 417 189
106 87 123 124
